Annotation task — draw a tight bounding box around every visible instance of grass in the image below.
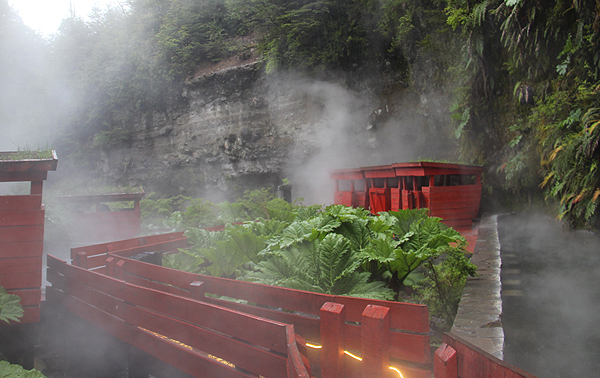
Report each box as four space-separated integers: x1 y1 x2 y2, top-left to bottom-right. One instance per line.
0 147 54 161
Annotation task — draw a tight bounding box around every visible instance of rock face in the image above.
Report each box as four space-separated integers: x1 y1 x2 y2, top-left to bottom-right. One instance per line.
90 60 457 204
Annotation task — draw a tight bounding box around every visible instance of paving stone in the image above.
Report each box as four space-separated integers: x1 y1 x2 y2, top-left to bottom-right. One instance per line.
451 214 505 359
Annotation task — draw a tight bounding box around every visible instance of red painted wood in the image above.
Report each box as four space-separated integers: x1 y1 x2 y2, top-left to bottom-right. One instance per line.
0 226 43 243
344 323 431 364
320 302 345 378
0 171 47 182
334 191 354 206
5 289 40 306
333 296 429 333
443 333 539 378
109 238 189 258
361 305 391 378
123 273 191 297
129 326 253 378
287 325 311 378
330 169 365 180
126 304 289 377
202 296 321 341
0 306 40 325
434 343 457 378
30 181 43 195
189 281 205 300
0 195 42 210
121 284 290 355
0 210 44 227
0 256 42 274
46 255 310 378
369 188 390 214
0 271 41 290
362 165 395 179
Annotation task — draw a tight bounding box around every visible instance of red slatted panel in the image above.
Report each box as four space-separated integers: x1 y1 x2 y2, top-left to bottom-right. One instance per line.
0 271 41 290
344 323 430 364
126 305 289 377
442 333 538 378
0 226 44 243
0 210 44 226
0 256 42 274
121 285 290 355
0 242 43 258
46 255 309 378
334 191 353 206
5 289 40 306
0 171 47 182
0 195 42 211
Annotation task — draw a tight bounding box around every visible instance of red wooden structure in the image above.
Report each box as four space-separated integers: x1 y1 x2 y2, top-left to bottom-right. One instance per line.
46 231 539 378
56 192 145 245
0 150 57 324
52 232 433 378
330 162 485 229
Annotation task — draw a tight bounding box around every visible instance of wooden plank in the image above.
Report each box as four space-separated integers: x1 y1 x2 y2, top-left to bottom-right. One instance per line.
0 209 44 226
121 259 335 316
344 323 431 364
0 271 41 290
0 171 47 182
128 325 252 378
0 195 42 211
443 333 538 378
360 305 390 378
124 274 191 298
286 325 311 378
125 305 289 378
201 296 321 342
110 238 189 258
5 289 41 306
320 302 345 378
0 256 43 274
0 242 43 258
334 191 354 206
121 284 290 355
0 226 44 243
434 343 457 378
333 296 430 333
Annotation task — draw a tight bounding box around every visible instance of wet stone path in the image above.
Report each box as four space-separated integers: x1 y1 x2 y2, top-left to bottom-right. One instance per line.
498 212 600 378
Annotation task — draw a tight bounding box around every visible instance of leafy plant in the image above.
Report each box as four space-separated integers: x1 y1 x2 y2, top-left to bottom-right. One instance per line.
0 287 23 324
0 361 46 378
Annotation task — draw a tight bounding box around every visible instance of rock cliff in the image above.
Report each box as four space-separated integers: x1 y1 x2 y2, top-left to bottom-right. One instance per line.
87 57 457 204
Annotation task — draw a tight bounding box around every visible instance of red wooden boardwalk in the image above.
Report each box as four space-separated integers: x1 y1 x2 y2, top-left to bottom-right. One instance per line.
44 231 539 378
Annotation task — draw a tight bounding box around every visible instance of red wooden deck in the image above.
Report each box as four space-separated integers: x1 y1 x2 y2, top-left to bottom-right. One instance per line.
44 230 538 378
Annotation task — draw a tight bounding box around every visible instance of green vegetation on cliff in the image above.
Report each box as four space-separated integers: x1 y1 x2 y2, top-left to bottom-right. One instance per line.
1 0 599 227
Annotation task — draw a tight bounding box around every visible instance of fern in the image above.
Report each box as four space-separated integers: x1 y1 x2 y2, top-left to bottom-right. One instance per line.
0 287 24 324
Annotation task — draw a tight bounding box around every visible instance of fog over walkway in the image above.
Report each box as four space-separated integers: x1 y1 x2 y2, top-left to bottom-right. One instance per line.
499 212 600 378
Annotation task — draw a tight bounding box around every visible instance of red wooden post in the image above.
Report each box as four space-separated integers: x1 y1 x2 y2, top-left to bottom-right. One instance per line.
189 281 205 300
320 302 345 378
105 256 115 277
30 181 43 195
75 251 88 269
361 305 390 378
114 259 126 280
434 343 457 378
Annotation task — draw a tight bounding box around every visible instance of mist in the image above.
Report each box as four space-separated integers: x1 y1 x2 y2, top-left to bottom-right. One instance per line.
278 71 459 205
498 210 600 377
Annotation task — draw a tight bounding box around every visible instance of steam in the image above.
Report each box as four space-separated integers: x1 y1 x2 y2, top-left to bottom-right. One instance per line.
276 72 458 205
499 210 600 377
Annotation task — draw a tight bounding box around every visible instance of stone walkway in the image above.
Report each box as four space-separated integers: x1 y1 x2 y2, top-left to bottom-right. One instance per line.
451 214 504 359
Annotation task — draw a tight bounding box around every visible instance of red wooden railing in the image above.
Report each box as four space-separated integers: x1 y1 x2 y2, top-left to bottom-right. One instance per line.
434 333 537 378
55 232 540 378
46 254 310 378
64 233 433 378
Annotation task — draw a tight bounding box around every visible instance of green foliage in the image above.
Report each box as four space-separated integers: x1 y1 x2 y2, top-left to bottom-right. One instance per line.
0 361 46 378
0 287 23 324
